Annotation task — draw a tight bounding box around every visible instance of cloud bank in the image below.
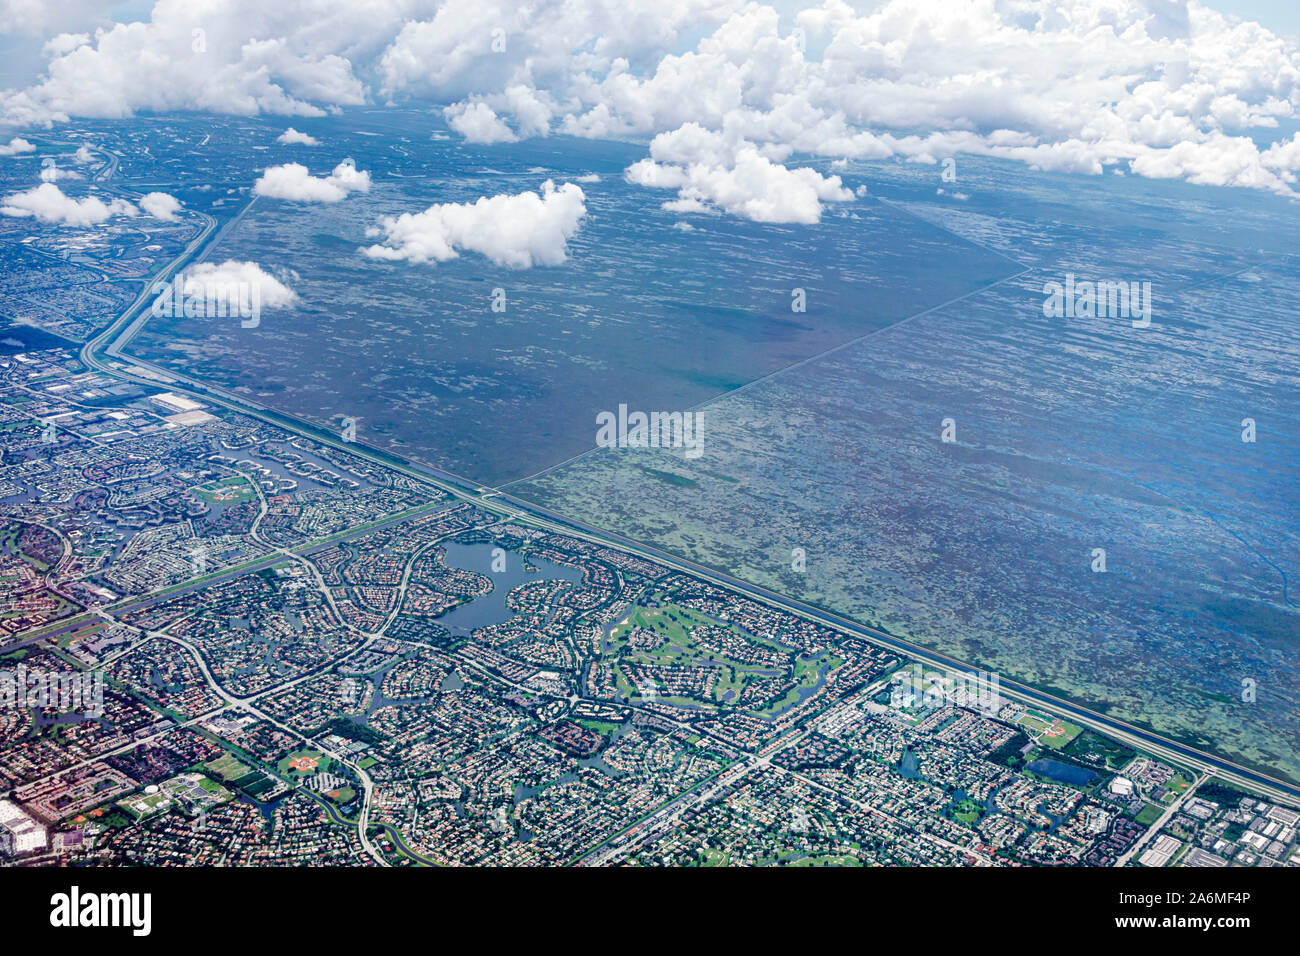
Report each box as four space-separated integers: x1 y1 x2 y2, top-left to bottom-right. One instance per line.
6 0 1300 212
362 179 587 267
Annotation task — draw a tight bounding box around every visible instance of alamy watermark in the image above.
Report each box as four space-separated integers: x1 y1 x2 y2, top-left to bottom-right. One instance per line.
1 665 105 718
1042 274 1152 328
595 404 704 459
151 269 261 328
889 662 1002 717
50 886 151 936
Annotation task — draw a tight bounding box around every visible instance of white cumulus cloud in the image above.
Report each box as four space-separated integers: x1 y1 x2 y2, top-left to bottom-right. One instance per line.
0 181 183 226
626 123 852 223
183 260 299 310
39 164 83 181
0 137 36 156
276 127 320 146
0 182 136 225
362 179 587 268
444 101 518 144
252 159 371 202
0 2 368 127
140 191 183 220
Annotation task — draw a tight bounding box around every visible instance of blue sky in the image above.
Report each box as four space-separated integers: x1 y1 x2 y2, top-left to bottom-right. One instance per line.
1214 0 1300 36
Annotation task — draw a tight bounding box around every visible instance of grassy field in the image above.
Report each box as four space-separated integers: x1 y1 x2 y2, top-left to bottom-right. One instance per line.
576 718 621 739
191 476 257 504
1063 728 1136 770
0 521 58 571
278 749 331 778
1135 802 1163 825
752 652 842 716
608 599 806 712
609 602 717 654
947 797 985 826
204 752 253 782
1017 709 1084 749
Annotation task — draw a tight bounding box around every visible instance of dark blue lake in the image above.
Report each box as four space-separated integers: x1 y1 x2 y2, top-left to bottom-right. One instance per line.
1026 758 1097 788
434 541 583 636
